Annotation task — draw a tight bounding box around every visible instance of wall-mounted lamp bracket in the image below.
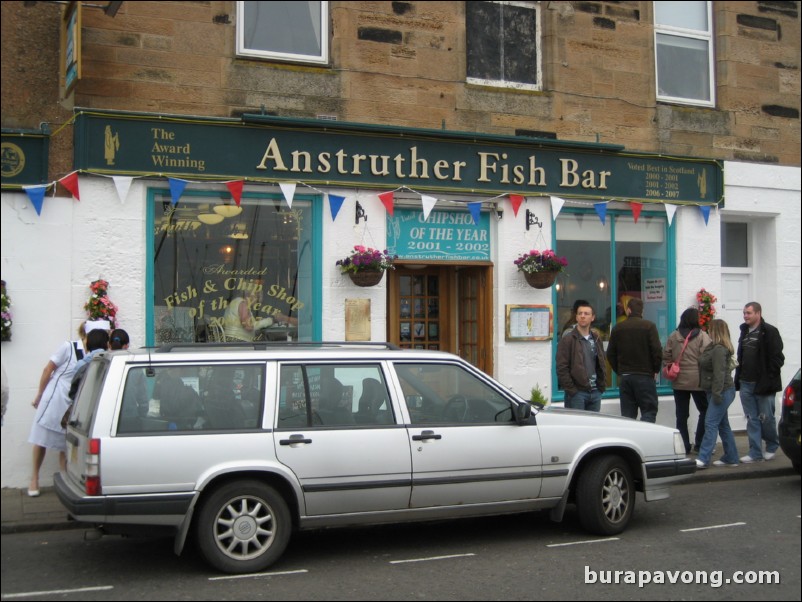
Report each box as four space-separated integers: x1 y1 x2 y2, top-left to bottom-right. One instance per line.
355 200 368 224
526 209 542 231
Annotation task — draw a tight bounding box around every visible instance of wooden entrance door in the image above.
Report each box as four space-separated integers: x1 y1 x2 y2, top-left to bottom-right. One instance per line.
389 265 493 375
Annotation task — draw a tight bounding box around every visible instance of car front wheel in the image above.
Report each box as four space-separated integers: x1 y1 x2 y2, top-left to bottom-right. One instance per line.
575 455 634 535
196 480 291 574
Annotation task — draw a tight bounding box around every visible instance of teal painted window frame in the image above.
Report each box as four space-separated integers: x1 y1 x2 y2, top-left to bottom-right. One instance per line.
146 188 322 346
550 207 676 401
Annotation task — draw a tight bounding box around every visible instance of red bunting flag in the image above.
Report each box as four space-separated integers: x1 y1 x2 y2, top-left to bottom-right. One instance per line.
378 191 394 216
508 194 524 217
226 180 244 206
630 202 643 224
59 172 80 201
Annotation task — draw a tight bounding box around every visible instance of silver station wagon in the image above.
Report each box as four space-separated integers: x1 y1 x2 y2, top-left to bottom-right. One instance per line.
56 343 695 574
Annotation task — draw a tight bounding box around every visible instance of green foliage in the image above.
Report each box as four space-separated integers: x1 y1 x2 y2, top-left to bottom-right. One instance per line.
530 384 549 408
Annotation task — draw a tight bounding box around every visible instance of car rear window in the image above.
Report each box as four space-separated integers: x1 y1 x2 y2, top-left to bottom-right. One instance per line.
117 363 264 433
70 359 110 435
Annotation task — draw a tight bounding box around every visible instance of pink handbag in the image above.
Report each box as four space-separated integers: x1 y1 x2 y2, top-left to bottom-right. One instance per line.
662 332 692 381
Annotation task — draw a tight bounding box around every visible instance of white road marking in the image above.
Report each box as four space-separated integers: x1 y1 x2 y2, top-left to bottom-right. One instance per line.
208 569 309 581
390 553 476 564
2 586 114 599
680 522 747 532
546 537 620 548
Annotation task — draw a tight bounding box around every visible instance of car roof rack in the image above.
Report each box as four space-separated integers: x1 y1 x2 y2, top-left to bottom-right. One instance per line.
154 341 403 353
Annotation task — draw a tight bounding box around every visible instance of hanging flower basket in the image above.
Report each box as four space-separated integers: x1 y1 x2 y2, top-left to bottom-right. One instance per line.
337 246 397 287
523 270 559 289
348 269 384 287
514 249 567 289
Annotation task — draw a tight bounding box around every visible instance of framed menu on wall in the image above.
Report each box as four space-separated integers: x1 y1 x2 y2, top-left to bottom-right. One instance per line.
505 305 553 341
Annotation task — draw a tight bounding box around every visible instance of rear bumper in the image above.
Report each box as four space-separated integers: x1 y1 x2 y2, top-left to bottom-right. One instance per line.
54 472 193 526
778 418 801 466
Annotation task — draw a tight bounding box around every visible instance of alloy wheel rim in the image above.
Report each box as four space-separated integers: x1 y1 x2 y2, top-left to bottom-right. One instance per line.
601 469 629 523
214 496 276 560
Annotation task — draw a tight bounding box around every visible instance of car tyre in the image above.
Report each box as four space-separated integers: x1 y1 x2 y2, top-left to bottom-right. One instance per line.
196 480 291 574
576 455 634 535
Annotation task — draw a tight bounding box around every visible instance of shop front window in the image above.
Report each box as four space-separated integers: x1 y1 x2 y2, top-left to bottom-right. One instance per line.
149 190 316 345
555 210 672 395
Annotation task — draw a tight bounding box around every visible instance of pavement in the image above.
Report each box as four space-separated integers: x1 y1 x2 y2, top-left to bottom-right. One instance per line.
1 433 797 535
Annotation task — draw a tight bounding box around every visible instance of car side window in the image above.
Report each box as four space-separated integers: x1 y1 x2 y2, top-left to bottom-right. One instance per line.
117 364 263 434
395 362 515 425
277 364 393 428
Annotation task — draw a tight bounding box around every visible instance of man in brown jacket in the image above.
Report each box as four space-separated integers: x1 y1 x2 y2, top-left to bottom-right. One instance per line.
607 297 662 422
556 302 607 411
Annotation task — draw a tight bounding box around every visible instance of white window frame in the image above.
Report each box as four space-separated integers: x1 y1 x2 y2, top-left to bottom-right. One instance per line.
653 1 715 107
466 1 542 92
236 1 329 65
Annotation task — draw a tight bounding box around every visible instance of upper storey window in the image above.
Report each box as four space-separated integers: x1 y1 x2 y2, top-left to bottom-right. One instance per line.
237 1 329 65
466 1 542 91
654 1 714 107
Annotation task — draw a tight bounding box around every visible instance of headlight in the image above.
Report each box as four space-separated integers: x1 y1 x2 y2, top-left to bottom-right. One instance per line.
673 432 686 455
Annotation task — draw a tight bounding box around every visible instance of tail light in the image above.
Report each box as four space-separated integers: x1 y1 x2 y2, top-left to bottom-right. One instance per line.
85 438 101 496
782 384 796 408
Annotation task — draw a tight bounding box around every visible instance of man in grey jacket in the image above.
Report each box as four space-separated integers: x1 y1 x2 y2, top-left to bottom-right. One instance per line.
607 298 662 422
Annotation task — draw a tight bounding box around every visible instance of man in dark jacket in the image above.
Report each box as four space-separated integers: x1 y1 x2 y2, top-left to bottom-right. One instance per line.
607 298 662 422
556 302 606 411
735 302 784 463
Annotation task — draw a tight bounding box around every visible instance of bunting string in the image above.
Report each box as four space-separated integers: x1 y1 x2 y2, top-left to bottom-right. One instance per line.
13 169 720 225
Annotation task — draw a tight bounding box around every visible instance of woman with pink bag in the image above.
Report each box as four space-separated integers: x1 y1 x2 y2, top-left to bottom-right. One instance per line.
662 308 711 455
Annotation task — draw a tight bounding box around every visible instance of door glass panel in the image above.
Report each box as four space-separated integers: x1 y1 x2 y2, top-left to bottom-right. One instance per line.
458 270 480 365
399 271 440 351
395 362 514 425
721 222 748 267
277 364 393 427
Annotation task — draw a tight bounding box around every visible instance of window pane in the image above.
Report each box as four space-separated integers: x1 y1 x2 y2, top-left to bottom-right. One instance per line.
466 2 539 87
556 215 612 340
152 192 312 345
466 2 502 81
654 1 708 31
241 1 324 59
614 216 669 352
502 4 538 85
278 364 392 427
721 222 748 267
118 364 263 433
395 362 512 424
656 33 711 101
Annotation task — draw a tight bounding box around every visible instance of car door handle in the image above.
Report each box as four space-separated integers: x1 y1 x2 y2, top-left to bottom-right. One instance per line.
412 430 442 441
279 434 313 446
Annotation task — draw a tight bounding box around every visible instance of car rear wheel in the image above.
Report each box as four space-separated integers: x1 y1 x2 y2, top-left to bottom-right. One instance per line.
196 480 291 574
575 455 634 535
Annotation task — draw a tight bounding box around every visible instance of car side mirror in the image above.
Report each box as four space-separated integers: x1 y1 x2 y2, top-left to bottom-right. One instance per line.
514 402 532 425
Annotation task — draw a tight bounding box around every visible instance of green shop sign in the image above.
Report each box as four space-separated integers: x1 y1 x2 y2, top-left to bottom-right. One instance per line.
74 109 723 205
1 130 50 188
